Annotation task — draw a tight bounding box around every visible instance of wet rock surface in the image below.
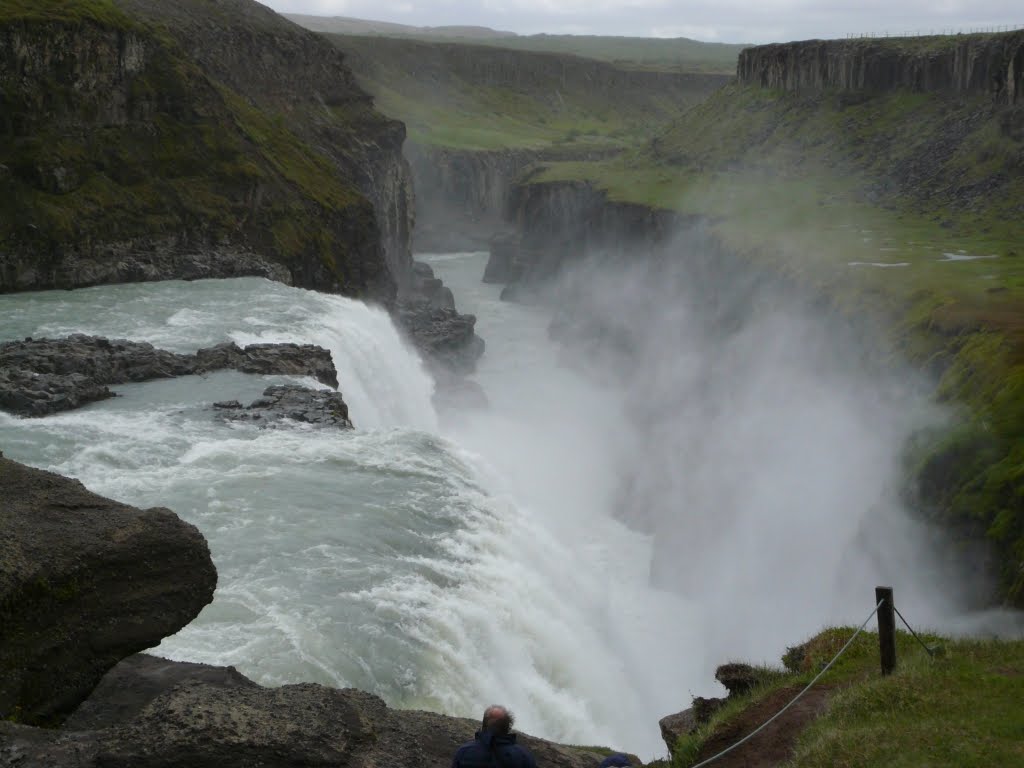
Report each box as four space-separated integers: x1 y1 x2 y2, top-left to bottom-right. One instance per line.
214 384 353 429
396 299 486 374
0 335 337 417
0 458 216 726
0 654 616 768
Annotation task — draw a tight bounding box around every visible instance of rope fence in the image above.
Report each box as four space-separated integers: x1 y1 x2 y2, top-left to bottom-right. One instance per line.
894 603 937 657
688 587 938 767
689 597 885 768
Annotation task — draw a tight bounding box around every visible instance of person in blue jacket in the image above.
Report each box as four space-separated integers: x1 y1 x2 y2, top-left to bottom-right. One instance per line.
451 705 538 768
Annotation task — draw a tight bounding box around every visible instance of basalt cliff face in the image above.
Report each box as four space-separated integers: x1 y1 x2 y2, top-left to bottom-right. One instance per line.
0 0 411 300
737 31 1024 102
406 144 621 251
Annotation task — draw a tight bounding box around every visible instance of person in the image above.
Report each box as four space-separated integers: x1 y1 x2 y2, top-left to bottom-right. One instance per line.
451 705 538 768
598 754 631 768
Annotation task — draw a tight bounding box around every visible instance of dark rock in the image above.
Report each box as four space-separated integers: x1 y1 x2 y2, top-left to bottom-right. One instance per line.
62 654 252 731
692 696 726 725
0 654 614 768
484 232 522 284
659 708 698 757
212 400 242 409
737 32 1024 104
715 662 761 697
193 342 338 388
407 260 457 310
396 300 485 374
0 335 338 417
218 384 353 429
0 458 217 726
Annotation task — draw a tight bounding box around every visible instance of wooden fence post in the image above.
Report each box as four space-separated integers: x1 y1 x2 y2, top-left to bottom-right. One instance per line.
876 586 896 675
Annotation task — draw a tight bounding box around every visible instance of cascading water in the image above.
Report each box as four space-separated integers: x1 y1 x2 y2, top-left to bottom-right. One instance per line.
1 253 1004 759
0 270 704 756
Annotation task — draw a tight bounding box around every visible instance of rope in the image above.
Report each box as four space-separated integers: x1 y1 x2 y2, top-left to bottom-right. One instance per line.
689 599 885 768
893 604 936 657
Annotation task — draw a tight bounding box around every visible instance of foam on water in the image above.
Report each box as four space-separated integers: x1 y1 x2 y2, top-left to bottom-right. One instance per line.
0 275 687 757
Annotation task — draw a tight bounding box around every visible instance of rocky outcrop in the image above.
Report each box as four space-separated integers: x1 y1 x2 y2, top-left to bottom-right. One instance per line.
398 301 486 374
0 0 409 301
213 384 353 429
0 335 338 417
737 31 1024 102
0 239 292 293
0 458 216 726
0 653 616 768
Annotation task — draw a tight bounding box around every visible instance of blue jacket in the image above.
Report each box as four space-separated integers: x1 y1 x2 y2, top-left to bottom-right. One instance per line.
451 729 538 768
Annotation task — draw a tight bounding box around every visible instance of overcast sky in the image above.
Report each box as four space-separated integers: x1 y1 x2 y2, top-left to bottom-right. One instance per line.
262 0 1022 44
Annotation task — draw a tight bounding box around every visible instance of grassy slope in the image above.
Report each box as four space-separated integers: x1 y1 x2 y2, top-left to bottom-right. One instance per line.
670 626 1024 767
409 34 745 75
532 81 1024 604
328 35 728 151
289 14 745 75
0 1 381 295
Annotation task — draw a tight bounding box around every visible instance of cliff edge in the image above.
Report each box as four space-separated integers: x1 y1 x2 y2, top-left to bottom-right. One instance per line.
738 30 1024 101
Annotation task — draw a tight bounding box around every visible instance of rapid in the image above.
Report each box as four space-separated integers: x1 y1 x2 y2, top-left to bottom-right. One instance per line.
0 255 699 757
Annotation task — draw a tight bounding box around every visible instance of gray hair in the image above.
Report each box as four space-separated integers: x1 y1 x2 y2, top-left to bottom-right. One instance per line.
481 705 514 735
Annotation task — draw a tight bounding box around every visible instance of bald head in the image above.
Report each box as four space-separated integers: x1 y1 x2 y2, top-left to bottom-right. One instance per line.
482 705 514 735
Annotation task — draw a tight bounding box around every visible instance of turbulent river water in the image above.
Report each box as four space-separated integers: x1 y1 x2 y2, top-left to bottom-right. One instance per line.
0 253 705 756
2 251 1016 757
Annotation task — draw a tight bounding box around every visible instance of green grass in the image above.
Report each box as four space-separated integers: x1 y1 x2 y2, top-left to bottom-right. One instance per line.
329 35 726 151
786 635 1024 767
671 628 1024 768
428 34 746 75
0 0 131 27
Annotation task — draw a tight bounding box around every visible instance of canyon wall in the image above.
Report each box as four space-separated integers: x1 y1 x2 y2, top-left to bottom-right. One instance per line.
737 31 1024 102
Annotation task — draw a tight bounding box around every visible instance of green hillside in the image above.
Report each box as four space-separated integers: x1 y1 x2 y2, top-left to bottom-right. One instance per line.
417 34 745 75
327 34 730 152
288 14 745 74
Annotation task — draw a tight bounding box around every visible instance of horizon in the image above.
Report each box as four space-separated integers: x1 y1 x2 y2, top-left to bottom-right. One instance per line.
263 1 1023 45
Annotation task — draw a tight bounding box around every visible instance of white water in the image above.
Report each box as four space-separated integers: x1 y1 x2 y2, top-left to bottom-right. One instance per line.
0 267 702 756
2 255 1016 758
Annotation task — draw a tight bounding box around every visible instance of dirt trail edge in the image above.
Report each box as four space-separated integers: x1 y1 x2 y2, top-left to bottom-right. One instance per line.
692 684 835 768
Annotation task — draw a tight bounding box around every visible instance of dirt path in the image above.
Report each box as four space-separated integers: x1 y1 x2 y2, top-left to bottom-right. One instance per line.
691 684 834 768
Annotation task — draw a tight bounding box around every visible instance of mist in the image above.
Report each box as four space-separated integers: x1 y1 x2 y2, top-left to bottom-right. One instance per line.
442 220 1011 672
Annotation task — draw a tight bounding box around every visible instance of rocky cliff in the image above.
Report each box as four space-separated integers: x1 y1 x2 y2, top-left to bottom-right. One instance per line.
326 34 730 250
737 30 1024 101
0 0 407 300
406 144 621 250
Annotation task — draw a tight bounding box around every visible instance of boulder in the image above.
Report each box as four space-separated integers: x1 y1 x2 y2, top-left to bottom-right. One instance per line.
0 654 616 768
0 458 217 725
659 708 698 757
0 335 339 417
216 384 353 428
